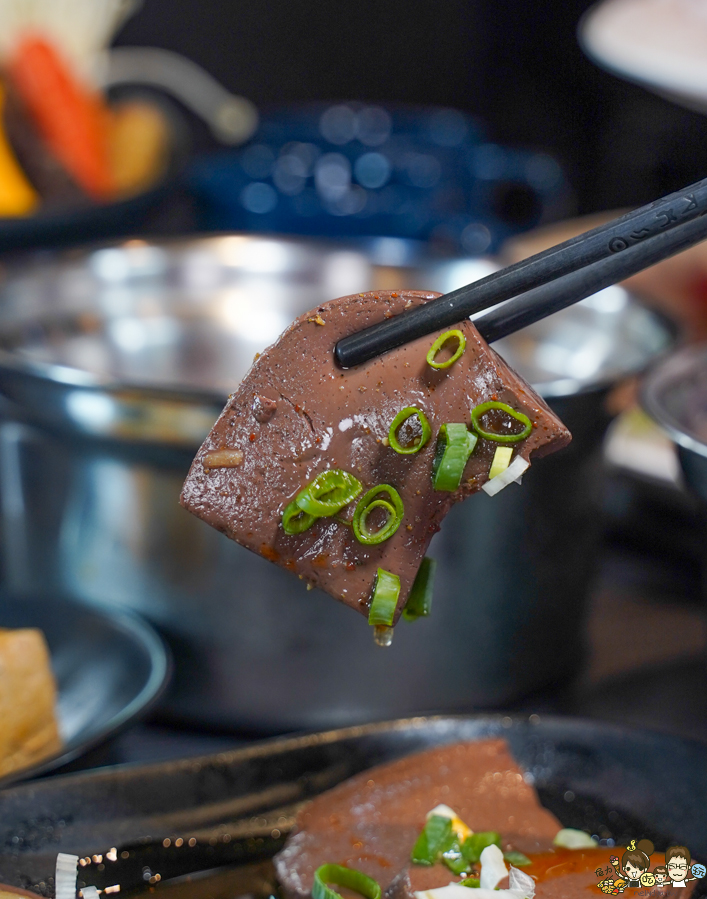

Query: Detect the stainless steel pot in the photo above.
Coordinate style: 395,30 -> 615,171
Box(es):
0,235 -> 672,731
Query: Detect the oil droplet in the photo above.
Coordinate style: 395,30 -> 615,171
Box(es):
373,625 -> 394,647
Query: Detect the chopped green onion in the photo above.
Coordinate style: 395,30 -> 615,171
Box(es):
411,815 -> 470,875
353,484 -> 404,545
553,828 -> 598,849
403,557 -> 436,621
461,832 -> 502,865
388,406 -> 432,454
282,499 -> 317,535
443,842 -> 468,875
368,568 -> 401,626
411,815 -> 455,865
427,329 -> 466,369
488,446 -> 513,480
295,469 -> 362,516
470,401 -> 533,444
503,850 -> 531,867
460,877 -> 480,888
312,865 -> 381,899
432,423 -> 478,491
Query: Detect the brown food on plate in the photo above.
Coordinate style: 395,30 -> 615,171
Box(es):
274,739 -> 560,899
0,627 -> 62,778
181,289 -> 570,626
274,739 -> 697,899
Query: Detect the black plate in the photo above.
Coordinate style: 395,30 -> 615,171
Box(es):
0,593 -> 170,786
0,179 -> 175,254
0,715 -> 706,896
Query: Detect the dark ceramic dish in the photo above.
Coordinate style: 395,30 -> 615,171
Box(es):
0,715 -> 705,897
0,593 -> 170,786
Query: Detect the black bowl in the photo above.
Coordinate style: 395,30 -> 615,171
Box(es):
0,715 -> 705,895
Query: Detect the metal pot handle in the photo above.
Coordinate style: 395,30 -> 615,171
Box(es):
103,46 -> 258,145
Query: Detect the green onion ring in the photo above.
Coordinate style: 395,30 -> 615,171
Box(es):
353,484 -> 404,545
312,865 -> 381,899
426,329 -> 466,369
470,400 -> 533,444
295,468 -> 363,516
368,568 -> 401,626
281,499 -> 317,535
388,406 -> 431,454
432,423 -> 478,491
403,557 -> 437,621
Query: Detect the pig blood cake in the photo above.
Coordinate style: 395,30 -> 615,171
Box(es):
181,290 -> 571,630
274,739 -> 699,899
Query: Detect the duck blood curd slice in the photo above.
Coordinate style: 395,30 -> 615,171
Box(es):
181,289 -> 571,623
275,739 -> 681,899
273,739 -> 562,899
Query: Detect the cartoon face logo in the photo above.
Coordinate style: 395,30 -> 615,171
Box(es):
616,837 -> 654,883
652,866 -> 668,885
666,846 -> 691,885
692,862 -> 706,879
640,872 -> 655,887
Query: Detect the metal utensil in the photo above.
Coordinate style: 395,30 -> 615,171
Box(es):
104,47 -> 258,145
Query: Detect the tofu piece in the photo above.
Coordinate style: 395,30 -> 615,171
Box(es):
181,290 -> 571,622
0,627 -> 62,778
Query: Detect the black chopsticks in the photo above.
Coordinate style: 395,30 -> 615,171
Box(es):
334,175 -> 707,367
475,209 -> 707,342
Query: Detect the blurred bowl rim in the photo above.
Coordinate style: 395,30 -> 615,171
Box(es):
641,342 -> 707,459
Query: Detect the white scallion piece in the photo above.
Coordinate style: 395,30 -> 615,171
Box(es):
553,827 -> 599,849
426,804 -> 457,820
415,877 -> 534,899
482,455 -> 529,496
82,888 -> 101,899
55,853 -> 79,899
508,865 -> 536,897
480,843 -> 508,890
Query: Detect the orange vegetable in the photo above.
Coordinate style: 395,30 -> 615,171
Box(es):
0,83 -> 38,216
7,35 -> 114,200
108,100 -> 170,196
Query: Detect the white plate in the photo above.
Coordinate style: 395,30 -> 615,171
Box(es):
581,0 -> 707,113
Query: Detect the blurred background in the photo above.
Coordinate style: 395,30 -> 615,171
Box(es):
113,0 -> 707,221
111,0 -> 707,213
2,0 -> 707,787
